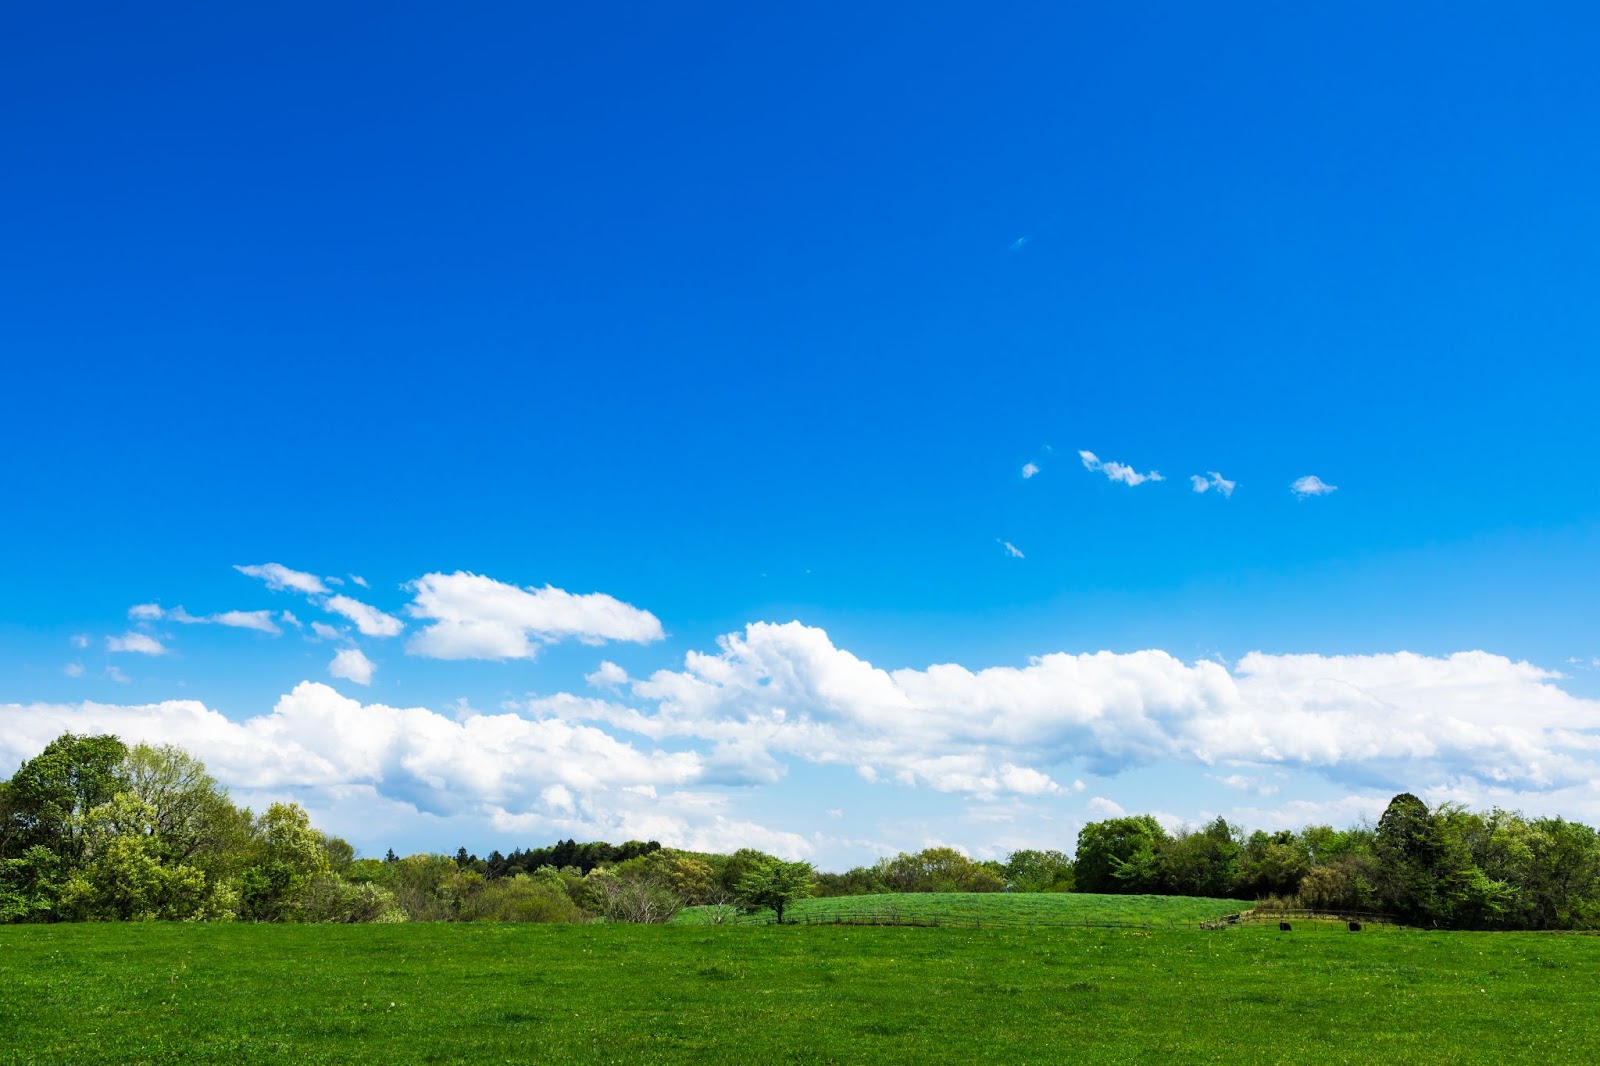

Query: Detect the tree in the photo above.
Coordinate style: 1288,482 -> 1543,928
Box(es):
3,733 -> 128,864
1002,850 -> 1075,893
56,792 -> 211,921
736,858 -> 814,923
876,847 -> 1004,893
238,803 -> 331,921
1157,817 -> 1241,897
1075,816 -> 1168,894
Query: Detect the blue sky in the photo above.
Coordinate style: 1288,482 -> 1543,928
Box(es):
3,3 -> 1598,866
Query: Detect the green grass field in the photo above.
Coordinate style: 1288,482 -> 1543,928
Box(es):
3,919 -> 1595,1064
675,891 -> 1253,926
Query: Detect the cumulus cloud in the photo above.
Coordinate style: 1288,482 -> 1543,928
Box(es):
329,648 -> 377,686
543,621 -> 1600,802
107,632 -> 166,655
1190,471 -> 1236,497
585,661 -> 630,691
235,563 -> 328,595
324,595 -> 404,638
350,575 -> 370,588
1000,541 -> 1025,559
1021,462 -> 1039,479
1291,475 -> 1338,498
0,682 -> 708,838
128,603 -> 163,620
405,572 -> 664,661
1079,450 -> 1163,486
1087,797 -> 1127,818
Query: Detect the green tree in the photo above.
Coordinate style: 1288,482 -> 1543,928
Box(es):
1001,849 -> 1074,893
1075,815 -> 1168,894
1157,817 -> 1241,897
238,803 -> 331,921
3,733 -> 128,865
56,792 -> 210,921
736,858 -> 814,923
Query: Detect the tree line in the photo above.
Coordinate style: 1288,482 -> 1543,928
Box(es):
5,733 -> 1598,929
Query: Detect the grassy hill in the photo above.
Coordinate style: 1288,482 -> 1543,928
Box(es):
674,890 -> 1253,926
1,921 -> 1593,1063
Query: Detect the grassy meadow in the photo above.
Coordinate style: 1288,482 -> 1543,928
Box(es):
3,916 -> 1596,1064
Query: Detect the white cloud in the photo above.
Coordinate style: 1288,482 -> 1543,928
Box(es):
1210,773 -> 1279,796
1001,541 -> 1025,559
329,647 -> 376,686
585,661 -> 630,691
71,634 -> 90,649
1021,462 -> 1039,479
544,621 -> 1600,802
1087,797 -> 1127,818
1009,236 -> 1029,252
0,682 -> 733,850
1079,449 -> 1163,486
63,663 -> 85,679
310,622 -> 343,642
128,603 -> 163,620
164,607 -> 282,635
325,595 -> 404,638
235,563 -> 328,595
103,666 -> 129,684
350,575 -> 370,589
280,611 -> 303,629
405,571 -> 664,661
1291,475 -> 1338,498
107,632 -> 166,656
1190,471 -> 1237,497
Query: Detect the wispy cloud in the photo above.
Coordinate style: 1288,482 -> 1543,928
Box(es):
1000,540 -> 1025,559
1021,462 -> 1039,479
1079,449 -> 1163,486
1291,474 -> 1338,498
235,563 -> 328,595
1009,236 -> 1029,252
324,595 -> 404,638
130,604 -> 282,635
63,662 -> 85,679
107,632 -> 165,655
1190,471 -> 1236,497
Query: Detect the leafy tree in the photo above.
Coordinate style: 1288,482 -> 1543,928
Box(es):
876,847 -> 1004,893
56,792 -> 211,921
1075,816 -> 1168,894
1001,849 -> 1074,893
1157,817 -> 1241,897
814,865 -> 889,897
238,803 -> 331,921
736,858 -> 814,923
3,733 -> 128,864
1236,830 -> 1310,898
